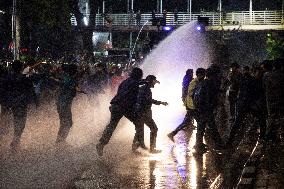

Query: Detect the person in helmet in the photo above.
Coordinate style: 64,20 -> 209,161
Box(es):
132,75 -> 168,153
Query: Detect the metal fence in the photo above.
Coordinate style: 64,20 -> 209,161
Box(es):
71,10 -> 283,27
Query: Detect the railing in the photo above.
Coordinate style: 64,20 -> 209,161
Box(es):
225,11 -> 283,25
71,10 -> 283,27
94,12 -> 222,26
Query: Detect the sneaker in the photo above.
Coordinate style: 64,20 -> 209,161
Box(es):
150,149 -> 162,154
167,133 -> 175,142
96,143 -> 104,157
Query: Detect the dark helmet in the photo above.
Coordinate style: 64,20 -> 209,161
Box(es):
12,60 -> 23,73
130,67 -> 143,80
146,75 -> 160,84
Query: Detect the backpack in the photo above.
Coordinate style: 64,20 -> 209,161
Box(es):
192,81 -> 204,110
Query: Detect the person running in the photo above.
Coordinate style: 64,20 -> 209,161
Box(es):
132,75 -> 168,153
56,64 -> 85,144
0,60 -> 36,151
96,67 -> 144,157
167,68 -> 205,142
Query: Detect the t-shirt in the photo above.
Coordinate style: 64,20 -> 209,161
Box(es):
57,74 -> 77,107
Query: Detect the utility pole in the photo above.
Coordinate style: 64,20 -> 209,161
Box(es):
129,0 -> 134,67
157,0 -> 159,12
12,0 -> 19,60
281,0 -> 284,24
188,0 -> 192,21
127,0 -> 129,12
102,1 -> 105,25
218,0 -> 222,24
249,0 -> 253,24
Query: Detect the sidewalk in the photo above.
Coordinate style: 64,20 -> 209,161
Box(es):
237,141 -> 284,189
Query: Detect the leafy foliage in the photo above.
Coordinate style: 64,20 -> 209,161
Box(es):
20,0 -> 73,57
266,33 -> 284,60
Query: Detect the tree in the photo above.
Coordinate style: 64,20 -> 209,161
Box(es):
19,0 -> 72,58
266,33 -> 284,60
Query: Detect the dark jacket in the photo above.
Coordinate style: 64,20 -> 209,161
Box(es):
111,77 -> 141,111
0,73 -> 35,108
264,70 -> 284,114
135,84 -> 162,114
57,73 -> 77,107
194,79 -> 218,114
237,73 -> 255,104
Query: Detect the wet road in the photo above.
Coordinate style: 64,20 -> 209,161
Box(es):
0,124 -> 223,189
0,94 -> 256,189
75,129 -> 224,189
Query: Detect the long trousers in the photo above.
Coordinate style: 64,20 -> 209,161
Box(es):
133,109 -> 158,150
57,102 -> 73,143
171,109 -> 195,136
266,102 -> 284,143
12,105 -> 28,140
195,111 -> 223,149
228,91 -> 237,119
227,101 -> 266,145
99,104 -> 142,145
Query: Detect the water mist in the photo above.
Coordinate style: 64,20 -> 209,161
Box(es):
141,21 -> 213,146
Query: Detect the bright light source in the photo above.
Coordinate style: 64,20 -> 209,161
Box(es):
196,24 -> 206,32
162,26 -> 173,31
0,10 -> 5,14
83,17 -> 88,26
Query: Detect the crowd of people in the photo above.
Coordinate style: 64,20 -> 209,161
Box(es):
169,59 -> 284,154
0,57 -> 283,157
97,58 -> 283,156
0,58 -> 128,152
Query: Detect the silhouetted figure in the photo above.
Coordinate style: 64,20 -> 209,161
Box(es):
264,59 -> 284,143
227,63 -> 241,121
182,69 -> 194,102
227,66 -> 266,147
56,64 -> 79,144
0,60 -> 35,151
174,8 -> 178,23
167,68 -> 203,142
136,10 -> 141,26
194,68 -> 223,153
132,75 -> 168,153
96,68 -> 144,156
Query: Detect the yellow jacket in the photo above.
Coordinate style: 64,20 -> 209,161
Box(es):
184,78 -> 199,109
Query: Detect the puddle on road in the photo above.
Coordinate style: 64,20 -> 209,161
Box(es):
76,129 -> 223,189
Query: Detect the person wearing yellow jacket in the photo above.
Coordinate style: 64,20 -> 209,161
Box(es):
167,68 -> 206,142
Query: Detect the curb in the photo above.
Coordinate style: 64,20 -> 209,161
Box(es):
236,142 -> 263,189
